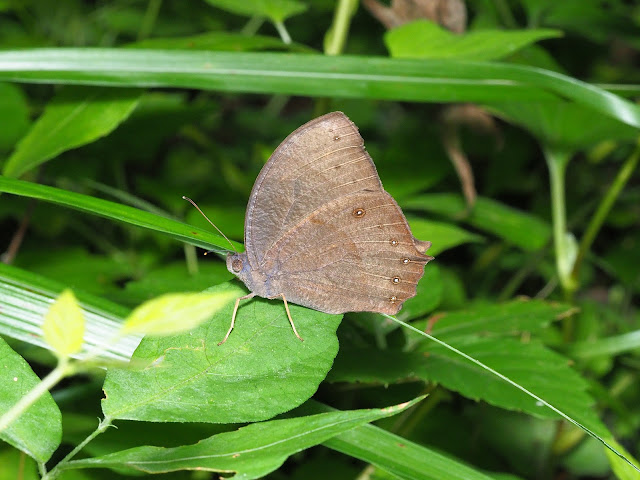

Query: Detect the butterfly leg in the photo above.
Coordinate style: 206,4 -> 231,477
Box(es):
268,293 -> 304,342
218,293 -> 256,346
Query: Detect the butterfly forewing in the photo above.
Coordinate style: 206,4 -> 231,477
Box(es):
245,112 -> 382,268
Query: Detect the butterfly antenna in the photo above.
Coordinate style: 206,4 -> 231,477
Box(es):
182,196 -> 238,254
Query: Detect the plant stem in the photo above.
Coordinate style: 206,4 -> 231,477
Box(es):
137,0 -> 161,41
242,16 -> 264,36
0,358 -> 72,433
544,146 -> 577,297
571,139 -> 640,284
43,417 -> 113,480
325,0 -> 356,56
273,20 -> 291,44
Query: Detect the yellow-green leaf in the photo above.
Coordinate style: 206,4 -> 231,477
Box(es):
121,290 -> 238,336
43,289 -> 85,358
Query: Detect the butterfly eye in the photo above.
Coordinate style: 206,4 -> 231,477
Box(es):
232,259 -> 243,272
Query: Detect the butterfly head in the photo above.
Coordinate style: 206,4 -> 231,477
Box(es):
226,252 -> 248,276
226,251 -> 267,296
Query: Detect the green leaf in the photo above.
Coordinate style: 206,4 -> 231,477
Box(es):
404,194 -> 551,251
331,300 -> 570,383
487,100 -> 640,151
605,438 -> 640,480
398,263 -> 443,321
0,337 -> 62,462
567,329 -> 640,359
419,337 -> 607,435
0,177 -> 242,253
204,0 -> 307,23
43,289 -> 85,357
407,217 -> 483,256
102,283 -> 342,423
423,299 -> 571,341
127,31 -> 312,52
327,347 -> 425,384
0,50 -> 638,128
306,402 -> 497,480
3,87 -> 140,178
386,21 -> 562,61
0,262 -> 138,363
0,82 -> 29,152
121,290 -> 237,336
68,399 -> 420,477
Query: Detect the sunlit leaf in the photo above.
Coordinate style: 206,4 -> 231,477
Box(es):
122,290 -> 238,336
43,289 -> 85,357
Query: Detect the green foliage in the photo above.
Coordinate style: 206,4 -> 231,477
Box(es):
385,20 -> 562,60
43,289 -> 85,357
0,338 -> 61,463
0,1 -> 638,479
72,400 -> 420,477
103,284 -> 342,423
3,87 -> 140,179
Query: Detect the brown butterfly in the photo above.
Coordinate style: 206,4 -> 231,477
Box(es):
221,111 -> 433,344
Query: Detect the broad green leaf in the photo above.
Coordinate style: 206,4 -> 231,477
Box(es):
204,0 -> 307,23
424,299 -> 572,342
398,263 -> 443,321
3,87 -> 140,178
68,399 -> 419,477
128,31 -> 312,52
488,100 -> 639,151
303,402 -> 497,480
0,50 -> 639,128
102,283 -> 342,423
0,82 -> 29,152
327,348 -> 425,384
0,337 -> 62,462
404,194 -> 551,251
43,289 -> 85,357
121,290 -> 237,336
407,217 -> 483,256
0,177 -> 242,253
0,262 -> 138,363
419,336 -> 607,435
330,300 -> 571,384
386,21 -> 562,61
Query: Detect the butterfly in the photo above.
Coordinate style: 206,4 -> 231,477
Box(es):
221,111 -> 432,344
